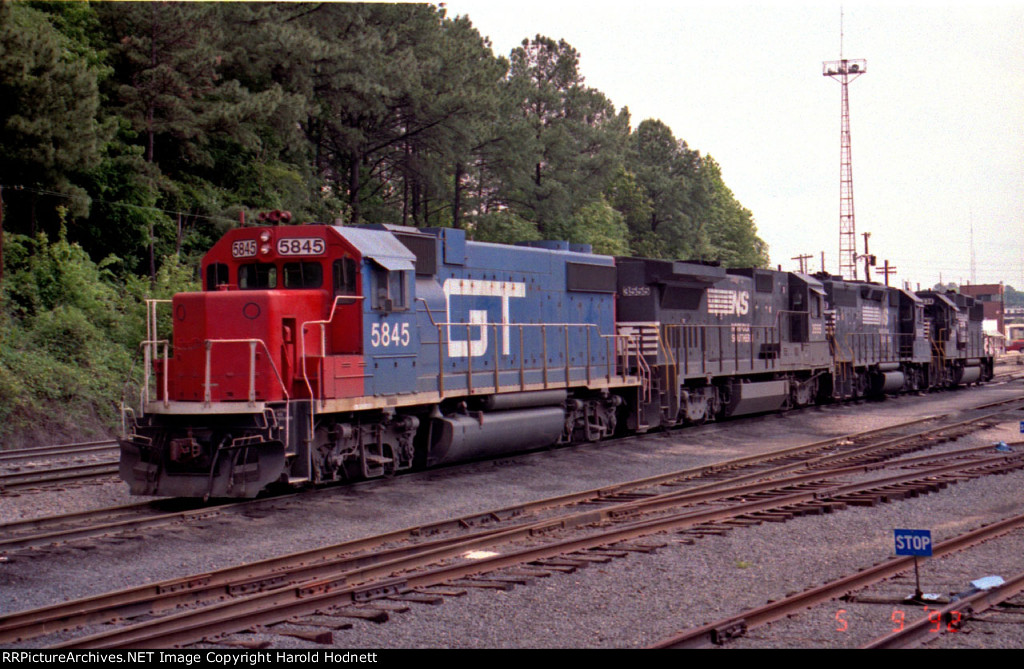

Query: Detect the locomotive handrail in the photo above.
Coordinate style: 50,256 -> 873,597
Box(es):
662,323 -> 782,377
415,297 -> 441,327
302,294 -> 366,410
146,299 -> 173,364
429,320 -> 644,398
832,331 -> 915,367
138,338 -> 170,409
201,338 -> 291,406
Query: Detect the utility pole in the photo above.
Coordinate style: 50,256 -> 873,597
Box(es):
861,232 -> 872,282
792,254 -> 813,273
879,260 -> 897,287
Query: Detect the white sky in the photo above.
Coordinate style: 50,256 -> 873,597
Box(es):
441,0 -> 1024,290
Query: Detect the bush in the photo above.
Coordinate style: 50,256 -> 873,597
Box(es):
0,231 -> 196,448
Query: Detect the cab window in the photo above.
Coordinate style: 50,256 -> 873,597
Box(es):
206,263 -> 229,291
283,262 -> 323,289
372,267 -> 408,311
333,257 -> 358,296
238,263 -> 277,289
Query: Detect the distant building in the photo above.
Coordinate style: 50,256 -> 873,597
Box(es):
960,283 -> 1004,334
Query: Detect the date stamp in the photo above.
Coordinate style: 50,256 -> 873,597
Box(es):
834,608 -> 962,633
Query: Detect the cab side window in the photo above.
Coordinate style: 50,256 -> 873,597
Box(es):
333,257 -> 358,296
206,263 -> 229,291
372,266 -> 408,311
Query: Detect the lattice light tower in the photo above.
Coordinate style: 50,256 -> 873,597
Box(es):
823,57 -> 866,279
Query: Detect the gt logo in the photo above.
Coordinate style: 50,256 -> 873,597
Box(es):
442,279 -> 526,358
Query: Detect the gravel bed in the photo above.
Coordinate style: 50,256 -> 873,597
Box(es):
1,382 -> 1023,648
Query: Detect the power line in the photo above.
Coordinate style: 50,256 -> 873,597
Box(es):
0,184 -> 240,226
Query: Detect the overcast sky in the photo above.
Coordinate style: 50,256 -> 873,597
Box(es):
441,0 -> 1024,290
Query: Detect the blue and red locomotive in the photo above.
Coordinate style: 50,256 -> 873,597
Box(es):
120,218 -> 993,498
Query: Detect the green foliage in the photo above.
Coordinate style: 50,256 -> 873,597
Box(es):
469,210 -> 540,245
0,2 -> 777,446
0,1 -> 107,221
0,230 -> 196,447
567,198 -> 631,256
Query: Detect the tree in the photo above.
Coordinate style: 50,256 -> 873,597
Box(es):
625,119 -> 701,258
504,36 -> 629,239
699,156 -> 769,267
0,1 -> 106,230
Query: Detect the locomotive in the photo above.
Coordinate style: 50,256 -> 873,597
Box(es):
119,218 -> 993,498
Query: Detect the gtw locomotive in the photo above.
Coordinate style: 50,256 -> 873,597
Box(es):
119,219 -> 992,498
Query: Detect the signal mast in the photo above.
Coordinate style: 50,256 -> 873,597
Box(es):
823,11 -> 866,280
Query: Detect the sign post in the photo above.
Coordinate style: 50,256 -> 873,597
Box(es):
894,529 -> 932,600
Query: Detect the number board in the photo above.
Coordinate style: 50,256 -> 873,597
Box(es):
893,528 -> 932,557
277,238 -> 326,256
231,239 -> 257,258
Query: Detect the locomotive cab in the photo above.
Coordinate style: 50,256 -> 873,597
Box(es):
122,224 -> 421,497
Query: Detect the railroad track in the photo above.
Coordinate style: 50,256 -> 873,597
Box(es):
0,439 -> 117,463
651,515 -> 1024,649
0,439 -> 119,494
4,406 -> 1023,648
0,462 -> 119,493
2,394 -> 1021,556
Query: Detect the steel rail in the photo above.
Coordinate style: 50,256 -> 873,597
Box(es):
3,397 -> 1019,642
4,403 -> 1019,639
0,462 -> 119,491
8,440 -> 1009,643
0,441 -> 117,462
650,513 -> 1024,648
861,569 -> 1024,648
52,452 -> 1024,649
5,398 -> 1007,553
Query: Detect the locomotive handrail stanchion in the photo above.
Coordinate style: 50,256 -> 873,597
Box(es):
519,325 -> 525,391
565,325 -> 571,387
162,341 -> 169,407
658,325 -> 676,394
701,325 -> 707,376
718,325 -> 724,374
542,324 -> 548,389
466,323 -> 473,395
204,340 -> 213,405
493,323 -> 500,393
249,341 -> 257,404
586,327 -> 592,387
137,339 -> 170,409
733,321 -> 739,375
438,323 -> 445,395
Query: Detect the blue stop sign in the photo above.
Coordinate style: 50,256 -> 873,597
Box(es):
894,529 -> 932,556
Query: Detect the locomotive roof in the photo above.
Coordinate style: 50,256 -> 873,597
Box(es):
332,225 -> 416,271
918,290 -> 959,310
791,272 -> 827,295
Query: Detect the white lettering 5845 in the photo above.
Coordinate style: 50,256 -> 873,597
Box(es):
371,322 -> 410,348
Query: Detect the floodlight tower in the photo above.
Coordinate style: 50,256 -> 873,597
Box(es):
823,20 -> 866,280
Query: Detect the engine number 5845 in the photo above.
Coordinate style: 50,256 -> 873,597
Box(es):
371,322 -> 410,348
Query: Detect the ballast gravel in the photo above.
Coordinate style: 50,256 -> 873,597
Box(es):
2,382 -> 1024,649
